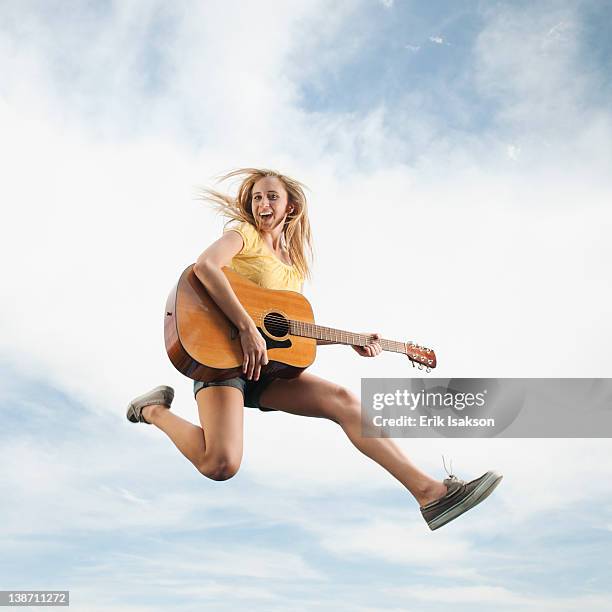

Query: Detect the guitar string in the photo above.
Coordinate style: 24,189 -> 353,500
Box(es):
183,295 -> 431,357
219,310 -> 404,350
192,307 -> 429,356
181,304 -> 432,363
257,314 -> 426,354
189,303 -> 380,345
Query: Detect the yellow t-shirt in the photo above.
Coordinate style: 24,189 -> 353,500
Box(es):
225,222 -> 304,292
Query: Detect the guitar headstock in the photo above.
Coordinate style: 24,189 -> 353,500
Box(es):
406,342 -> 437,371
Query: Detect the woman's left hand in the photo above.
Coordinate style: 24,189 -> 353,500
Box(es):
352,333 -> 382,357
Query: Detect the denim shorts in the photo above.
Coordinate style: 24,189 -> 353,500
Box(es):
193,375 -> 276,412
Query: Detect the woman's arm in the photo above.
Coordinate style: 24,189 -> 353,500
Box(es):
194,231 -> 253,331
193,232 -> 268,380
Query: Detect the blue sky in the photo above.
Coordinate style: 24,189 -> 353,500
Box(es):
1,1 -> 612,610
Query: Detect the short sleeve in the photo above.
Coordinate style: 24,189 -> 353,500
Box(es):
224,222 -> 257,255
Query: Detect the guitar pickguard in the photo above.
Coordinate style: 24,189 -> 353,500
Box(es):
258,327 -> 292,350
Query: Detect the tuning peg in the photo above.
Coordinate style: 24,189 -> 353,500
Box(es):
426,367 -> 431,373
418,363 -> 423,370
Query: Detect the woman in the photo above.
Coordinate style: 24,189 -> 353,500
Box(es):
126,168 -> 502,530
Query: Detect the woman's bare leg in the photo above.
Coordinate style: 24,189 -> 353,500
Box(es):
141,386 -> 244,481
259,372 -> 447,506
141,404 -> 206,467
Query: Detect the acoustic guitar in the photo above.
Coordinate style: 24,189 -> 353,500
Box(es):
164,265 -> 437,382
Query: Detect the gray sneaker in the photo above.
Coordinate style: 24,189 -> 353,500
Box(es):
126,385 -> 174,424
420,470 -> 503,531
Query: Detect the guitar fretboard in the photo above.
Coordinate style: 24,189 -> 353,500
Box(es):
289,320 -> 408,354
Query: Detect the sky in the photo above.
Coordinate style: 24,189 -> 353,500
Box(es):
1,0 -> 611,610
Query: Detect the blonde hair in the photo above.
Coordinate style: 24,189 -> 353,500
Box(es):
198,168 -> 313,280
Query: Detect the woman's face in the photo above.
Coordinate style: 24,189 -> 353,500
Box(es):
251,176 -> 293,231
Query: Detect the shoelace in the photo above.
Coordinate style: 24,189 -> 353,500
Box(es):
442,454 -> 457,481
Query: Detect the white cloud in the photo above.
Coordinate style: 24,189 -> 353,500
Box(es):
116,487 -> 150,506
390,585 -> 612,611
392,584 -> 525,605
474,4 -> 586,136
506,143 -> 520,160
317,518 -> 475,570
429,35 -> 445,44
544,20 -> 574,46
65,550 -> 319,611
77,545 -> 324,582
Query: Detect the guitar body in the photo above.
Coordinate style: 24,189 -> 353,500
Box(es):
165,265 -> 316,382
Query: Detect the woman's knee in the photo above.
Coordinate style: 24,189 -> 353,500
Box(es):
198,455 -> 241,481
329,385 -> 361,426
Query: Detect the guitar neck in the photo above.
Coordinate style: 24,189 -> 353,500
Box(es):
289,320 -> 407,354
288,319 -> 437,370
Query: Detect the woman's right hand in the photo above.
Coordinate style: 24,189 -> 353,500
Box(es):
239,323 -> 269,381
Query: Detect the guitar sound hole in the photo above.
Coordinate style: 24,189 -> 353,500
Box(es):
263,312 -> 289,338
